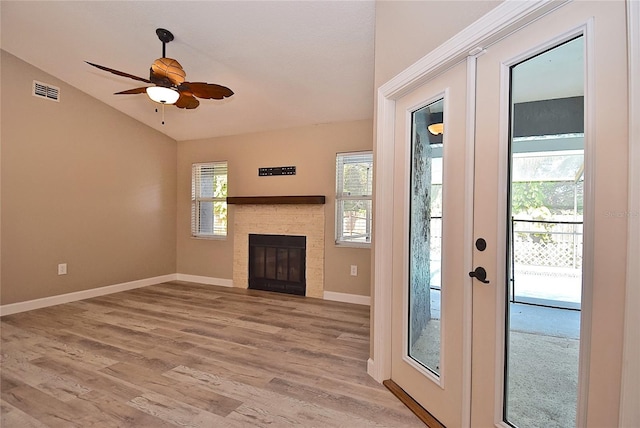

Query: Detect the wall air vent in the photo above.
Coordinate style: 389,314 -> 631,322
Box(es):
33,80 -> 60,102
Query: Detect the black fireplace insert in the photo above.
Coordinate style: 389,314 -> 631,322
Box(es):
248,234 -> 306,296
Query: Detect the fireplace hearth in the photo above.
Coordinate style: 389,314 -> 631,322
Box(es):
248,234 -> 306,296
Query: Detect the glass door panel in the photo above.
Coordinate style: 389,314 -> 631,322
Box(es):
409,98 -> 444,375
505,36 -> 584,428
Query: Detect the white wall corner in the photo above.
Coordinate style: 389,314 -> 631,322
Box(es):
0,274 -> 178,316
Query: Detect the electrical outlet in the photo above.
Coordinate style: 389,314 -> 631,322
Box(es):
350,265 -> 358,276
57,263 -> 67,275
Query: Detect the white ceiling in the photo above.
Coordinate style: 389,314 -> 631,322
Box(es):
1,1 -> 375,141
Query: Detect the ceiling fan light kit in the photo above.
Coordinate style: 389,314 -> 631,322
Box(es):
146,86 -> 180,104
86,28 -> 234,123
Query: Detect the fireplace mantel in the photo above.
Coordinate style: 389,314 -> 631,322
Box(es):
227,196 -> 325,205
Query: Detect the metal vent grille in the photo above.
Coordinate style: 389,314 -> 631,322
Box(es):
33,80 -> 60,102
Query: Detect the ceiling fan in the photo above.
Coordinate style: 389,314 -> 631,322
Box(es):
86,28 -> 233,110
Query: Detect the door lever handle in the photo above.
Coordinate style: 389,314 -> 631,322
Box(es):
469,266 -> 490,284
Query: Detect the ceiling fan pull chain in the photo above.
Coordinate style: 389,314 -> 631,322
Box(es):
161,103 -> 166,125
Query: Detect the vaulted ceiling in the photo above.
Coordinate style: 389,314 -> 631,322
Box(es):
1,1 -> 375,141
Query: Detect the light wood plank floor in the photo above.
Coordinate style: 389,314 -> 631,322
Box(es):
1,281 -> 424,427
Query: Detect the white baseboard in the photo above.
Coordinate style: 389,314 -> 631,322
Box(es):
367,358 -> 384,383
175,274 -> 233,288
0,274 -> 178,316
323,291 -> 371,306
0,274 -> 363,316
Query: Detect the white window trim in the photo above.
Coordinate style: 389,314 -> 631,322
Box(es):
335,151 -> 373,247
191,161 -> 228,239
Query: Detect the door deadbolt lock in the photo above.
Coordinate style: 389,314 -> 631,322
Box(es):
469,266 -> 490,284
475,238 -> 487,251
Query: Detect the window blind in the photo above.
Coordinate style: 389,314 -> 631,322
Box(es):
191,161 -> 228,237
335,151 -> 373,245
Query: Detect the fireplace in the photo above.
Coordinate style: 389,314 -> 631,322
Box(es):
232,203 -> 324,298
248,234 -> 306,296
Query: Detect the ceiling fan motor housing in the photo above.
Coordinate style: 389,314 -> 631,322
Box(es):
151,58 -> 186,85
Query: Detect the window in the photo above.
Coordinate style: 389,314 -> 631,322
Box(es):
191,161 -> 228,238
335,151 -> 373,246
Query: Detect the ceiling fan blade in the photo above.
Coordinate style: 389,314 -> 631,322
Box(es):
86,61 -> 152,84
175,93 -> 200,109
114,87 -> 149,95
181,82 -> 234,100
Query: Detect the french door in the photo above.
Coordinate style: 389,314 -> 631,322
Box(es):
387,1 -> 629,427
391,57 -> 470,427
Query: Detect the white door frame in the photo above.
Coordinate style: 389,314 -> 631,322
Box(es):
621,1 -> 640,425
369,0 -> 639,424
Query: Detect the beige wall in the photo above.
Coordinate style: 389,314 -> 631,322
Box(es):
1,51 -> 177,305
1,51 -> 372,304
177,120 -> 372,296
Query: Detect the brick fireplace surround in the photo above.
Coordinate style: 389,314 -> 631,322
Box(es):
232,204 -> 325,298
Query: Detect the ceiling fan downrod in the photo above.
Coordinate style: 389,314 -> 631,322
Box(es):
156,28 -> 174,58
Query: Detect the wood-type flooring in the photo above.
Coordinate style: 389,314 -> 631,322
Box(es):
1,281 -> 424,427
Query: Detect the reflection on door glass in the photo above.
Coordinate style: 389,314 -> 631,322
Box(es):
408,98 -> 443,376
505,36 -> 583,428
